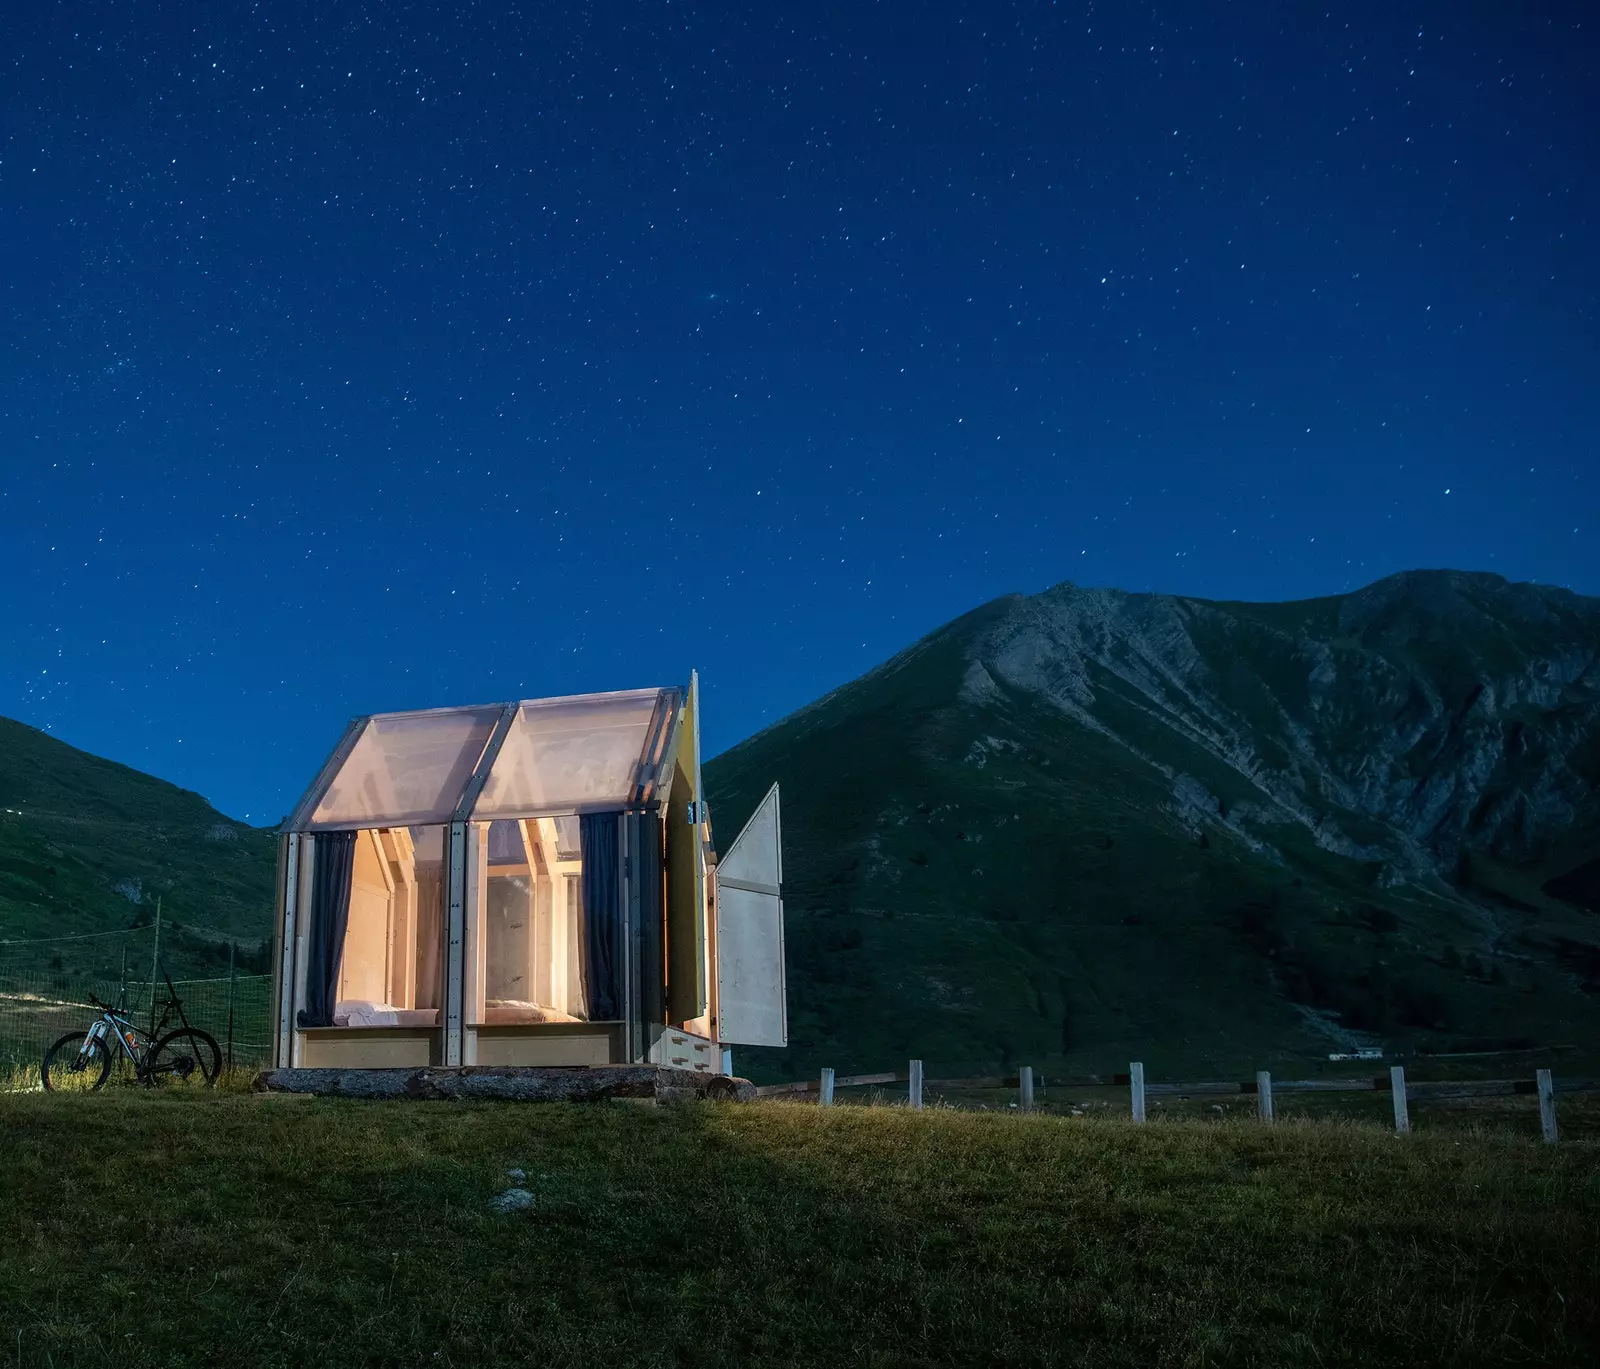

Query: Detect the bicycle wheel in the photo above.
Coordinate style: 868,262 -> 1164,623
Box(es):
147,1028 -> 222,1087
42,1032 -> 112,1093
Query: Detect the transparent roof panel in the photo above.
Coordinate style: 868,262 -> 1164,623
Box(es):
306,706 -> 501,829
473,689 -> 668,819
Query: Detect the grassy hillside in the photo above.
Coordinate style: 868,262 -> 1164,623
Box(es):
2,1091 -> 1597,1367
705,574 -> 1600,1082
0,717 -> 278,980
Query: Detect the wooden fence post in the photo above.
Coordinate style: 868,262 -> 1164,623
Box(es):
1256,1070 -> 1274,1123
1537,1069 -> 1557,1144
819,1067 -> 835,1107
1130,1062 -> 1146,1123
1019,1065 -> 1035,1113
909,1059 -> 924,1110
1390,1065 -> 1410,1135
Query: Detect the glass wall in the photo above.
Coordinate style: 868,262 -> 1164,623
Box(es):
468,817 -> 588,1025
288,689 -> 687,1047
329,825 -> 444,1027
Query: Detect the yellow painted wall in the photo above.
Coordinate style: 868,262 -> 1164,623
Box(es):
665,686 -> 705,1023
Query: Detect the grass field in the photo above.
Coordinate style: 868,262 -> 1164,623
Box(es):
2,1091 -> 1597,1367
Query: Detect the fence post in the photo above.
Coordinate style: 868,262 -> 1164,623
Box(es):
118,943 -> 128,1014
1130,1061 -> 1146,1123
1390,1065 -> 1410,1135
147,898 -> 162,1034
819,1067 -> 835,1106
1256,1070 -> 1274,1123
1537,1069 -> 1557,1144
226,942 -> 237,1071
909,1059 -> 924,1111
1019,1065 -> 1035,1113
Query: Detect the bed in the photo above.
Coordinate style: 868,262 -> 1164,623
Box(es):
482,999 -> 588,1026
333,1000 -> 440,1028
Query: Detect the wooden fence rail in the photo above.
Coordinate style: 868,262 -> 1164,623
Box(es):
754,1059 -> 1599,1144
755,1070 -> 1049,1096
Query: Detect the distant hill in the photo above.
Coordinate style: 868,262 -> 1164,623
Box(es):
0,718 -> 278,980
706,571 -> 1600,1079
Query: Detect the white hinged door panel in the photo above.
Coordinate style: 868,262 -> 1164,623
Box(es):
714,783 -> 786,1047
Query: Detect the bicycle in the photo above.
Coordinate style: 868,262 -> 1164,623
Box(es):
41,970 -> 222,1092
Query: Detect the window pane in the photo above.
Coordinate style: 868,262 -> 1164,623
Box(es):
308,707 -> 501,828
470,818 -> 588,1024
472,690 -> 665,818
329,825 -> 444,1028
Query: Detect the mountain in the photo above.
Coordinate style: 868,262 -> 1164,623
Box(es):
705,570 -> 1600,1080
5,569 -> 1598,1077
0,718 -> 278,980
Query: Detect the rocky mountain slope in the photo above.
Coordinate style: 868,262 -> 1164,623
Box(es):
706,571 -> 1600,1079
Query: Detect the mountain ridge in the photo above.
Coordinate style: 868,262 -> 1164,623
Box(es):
2,568 -> 1596,1076
705,569 -> 1600,1077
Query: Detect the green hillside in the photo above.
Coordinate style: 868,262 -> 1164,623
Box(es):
706,571 -> 1600,1081
0,718 -> 278,980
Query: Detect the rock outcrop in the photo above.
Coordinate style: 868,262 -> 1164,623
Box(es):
970,571 -> 1600,885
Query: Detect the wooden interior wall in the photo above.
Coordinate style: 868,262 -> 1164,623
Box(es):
563,873 -> 583,1014
340,829 -> 392,1005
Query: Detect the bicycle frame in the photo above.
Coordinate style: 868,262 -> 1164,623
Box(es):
79,1009 -> 152,1071
69,967 -> 196,1081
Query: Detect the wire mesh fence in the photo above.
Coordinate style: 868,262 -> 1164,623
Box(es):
0,969 -> 274,1073
0,921 -> 273,1075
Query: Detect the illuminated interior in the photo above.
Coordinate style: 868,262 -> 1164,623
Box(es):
331,825 -> 444,1027
288,689 -> 675,1041
274,679 -> 787,1072
471,816 -> 587,1025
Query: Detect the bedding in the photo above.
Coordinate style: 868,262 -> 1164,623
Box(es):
329,998 -> 583,1027
333,1000 -> 440,1028
482,999 -> 587,1025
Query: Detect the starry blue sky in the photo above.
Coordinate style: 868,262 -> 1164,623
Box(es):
2,1 -> 1596,822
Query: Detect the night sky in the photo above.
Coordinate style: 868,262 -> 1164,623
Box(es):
2,2 -> 1596,823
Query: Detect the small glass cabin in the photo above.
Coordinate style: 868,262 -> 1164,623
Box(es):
271,676 -> 785,1073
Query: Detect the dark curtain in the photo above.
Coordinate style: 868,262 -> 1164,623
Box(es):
579,812 -> 622,1020
297,829 -> 357,1028
637,815 -> 665,1027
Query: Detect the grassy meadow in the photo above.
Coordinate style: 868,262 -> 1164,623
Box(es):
2,1089 -> 1597,1367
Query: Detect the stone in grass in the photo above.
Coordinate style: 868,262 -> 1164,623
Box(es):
491,1188 -> 534,1215
506,1167 -> 526,1182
